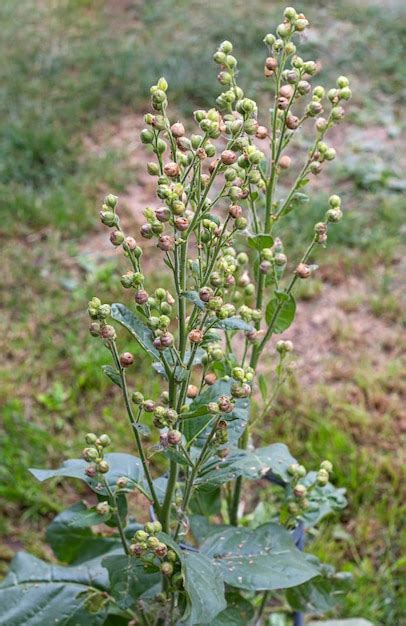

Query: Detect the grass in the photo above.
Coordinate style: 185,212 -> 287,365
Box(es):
0,0 -> 405,623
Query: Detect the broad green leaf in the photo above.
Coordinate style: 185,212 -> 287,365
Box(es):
201,523 -> 320,591
111,303 -> 160,359
300,472 -> 347,528
212,316 -> 253,331
0,552 -> 109,626
190,515 -> 229,544
203,593 -> 254,625
189,485 -> 221,518
248,234 -> 274,251
182,379 -> 232,442
101,365 -> 123,389
182,379 -> 250,445
46,504 -> 118,564
286,568 -> 351,614
196,444 -> 297,485
265,294 -> 296,332
102,555 -> 160,610
184,291 -> 205,310
181,551 -> 226,625
30,452 -> 145,496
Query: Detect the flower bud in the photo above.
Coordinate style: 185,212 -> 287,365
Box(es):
155,543 -> 168,558
163,162 -> 180,178
218,396 -> 234,413
124,237 -> 137,251
324,148 -> 336,161
147,162 -> 160,176
140,223 -> 153,239
89,322 -> 101,337
256,125 -> 268,140
110,230 -> 124,247
97,460 -> 109,474
340,87 -> 352,101
331,106 -> 345,121
286,115 -> 299,130
336,75 -> 349,88
315,117 -> 328,132
293,484 -> 307,498
129,543 -> 144,557
235,216 -> 248,230
99,434 -> 111,447
321,460 -> 333,472
317,468 -> 329,485
199,286 -> 213,302
100,325 -> 116,340
160,332 -> 174,348
85,432 -> 98,445
228,204 -> 243,219
326,208 -> 343,223
140,129 -> 154,144
295,17 -> 309,31
204,372 -> 217,386
279,155 -> 291,169
96,501 -> 110,516
221,150 -> 237,165
307,101 -> 323,117
274,252 -> 287,266
167,430 -> 182,445
161,562 -> 173,576
155,207 -> 171,222
263,34 -> 276,46
171,122 -> 185,138
189,329 -> 204,344
135,290 -> 149,305
187,385 -> 199,399
83,447 -> 98,462
295,263 -> 311,278
116,476 -> 128,489
157,235 -> 175,251
276,340 -> 294,353
310,161 -> 322,175
100,211 -> 117,227
147,536 -> 160,549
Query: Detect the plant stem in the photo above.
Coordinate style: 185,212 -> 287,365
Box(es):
103,479 -> 129,555
110,340 -> 161,515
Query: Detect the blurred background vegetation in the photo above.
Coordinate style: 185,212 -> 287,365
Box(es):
0,0 -> 405,623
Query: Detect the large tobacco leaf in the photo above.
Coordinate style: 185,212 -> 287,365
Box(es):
0,552 -> 109,626
30,452 -> 145,496
46,502 -> 119,564
201,523 -> 320,591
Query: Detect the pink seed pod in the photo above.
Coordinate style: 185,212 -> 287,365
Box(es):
295,263 -> 311,279
265,56 -> 278,70
174,217 -> 189,231
204,372 -> 217,386
170,122 -> 185,138
167,430 -> 182,445
100,325 -> 116,340
188,329 -> 204,344
256,125 -> 268,139
163,161 -> 180,177
155,207 -> 171,222
228,204 -> 243,219
135,290 -> 149,305
279,155 -> 291,169
187,384 -> 199,398
124,236 -> 137,251
221,150 -> 237,165
120,352 -> 134,367
157,235 -> 175,252
286,115 -> 299,129
280,84 -> 294,99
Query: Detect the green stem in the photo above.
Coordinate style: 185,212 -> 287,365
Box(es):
103,479 -> 129,555
110,340 -> 161,515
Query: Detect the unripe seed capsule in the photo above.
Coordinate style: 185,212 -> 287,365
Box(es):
279,155 -> 291,169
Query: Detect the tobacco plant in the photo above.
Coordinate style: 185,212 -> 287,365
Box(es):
1,7 -> 352,626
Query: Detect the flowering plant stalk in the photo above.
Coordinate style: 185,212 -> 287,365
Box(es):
1,7 -> 352,626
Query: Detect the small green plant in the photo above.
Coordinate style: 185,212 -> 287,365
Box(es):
1,7 -> 353,625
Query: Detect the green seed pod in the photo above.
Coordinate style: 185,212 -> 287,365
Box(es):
98,304 -> 111,319
82,447 -> 98,462
339,86 -> 352,101
336,75 -> 349,88
97,460 -> 110,474
98,434 -> 111,447
85,432 -> 98,445
329,194 -> 341,208
140,129 -> 154,144
132,391 -> 144,405
321,460 -> 333,472
263,33 -> 276,47
100,211 -> 117,227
